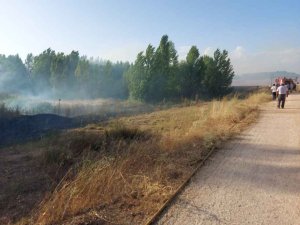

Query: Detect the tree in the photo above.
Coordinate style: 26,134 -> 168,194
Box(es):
127,35 -> 234,102
125,52 -> 148,100
65,50 -> 79,85
153,35 -> 179,100
202,49 -> 234,97
31,48 -> 56,89
126,35 -> 180,102
25,53 -> 34,75
50,52 -> 66,90
75,56 -> 90,84
0,37 -> 235,101
180,46 -> 204,98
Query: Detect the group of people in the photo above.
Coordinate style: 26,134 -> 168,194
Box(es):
271,83 -> 289,109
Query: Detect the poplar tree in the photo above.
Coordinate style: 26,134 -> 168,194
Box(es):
203,49 -> 234,97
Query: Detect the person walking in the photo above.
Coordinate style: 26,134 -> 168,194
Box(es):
276,83 -> 289,109
271,84 -> 277,100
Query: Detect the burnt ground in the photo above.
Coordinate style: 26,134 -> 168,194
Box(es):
0,114 -> 78,224
0,114 -> 76,147
0,112 -> 128,147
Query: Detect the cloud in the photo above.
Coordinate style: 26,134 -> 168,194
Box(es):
203,47 -> 214,56
232,46 -> 246,59
178,46 -> 216,61
229,47 -> 300,74
177,45 -> 191,61
99,43 -> 146,63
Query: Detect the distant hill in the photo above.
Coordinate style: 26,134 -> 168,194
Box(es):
232,71 -> 300,86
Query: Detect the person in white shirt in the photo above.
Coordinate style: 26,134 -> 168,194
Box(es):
270,84 -> 277,100
276,83 -> 289,109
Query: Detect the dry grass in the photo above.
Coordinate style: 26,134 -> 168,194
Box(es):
15,92 -> 270,225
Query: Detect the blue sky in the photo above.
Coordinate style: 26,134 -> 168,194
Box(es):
0,0 -> 299,74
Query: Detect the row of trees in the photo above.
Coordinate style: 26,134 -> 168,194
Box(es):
25,49 -> 129,98
125,35 -> 234,101
0,35 -> 234,101
0,50 -> 130,99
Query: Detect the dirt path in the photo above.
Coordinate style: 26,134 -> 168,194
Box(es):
156,94 -> 300,225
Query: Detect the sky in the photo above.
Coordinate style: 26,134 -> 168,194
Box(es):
0,0 -> 299,74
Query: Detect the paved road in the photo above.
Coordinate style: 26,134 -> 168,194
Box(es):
156,94 -> 300,225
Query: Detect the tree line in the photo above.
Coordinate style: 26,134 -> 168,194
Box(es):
0,35 -> 234,101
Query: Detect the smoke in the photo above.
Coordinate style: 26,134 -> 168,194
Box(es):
0,93 -> 152,119
0,66 -> 27,95
0,54 -> 35,101
0,51 -> 132,118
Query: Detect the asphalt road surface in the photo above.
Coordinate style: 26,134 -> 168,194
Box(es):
156,94 -> 300,225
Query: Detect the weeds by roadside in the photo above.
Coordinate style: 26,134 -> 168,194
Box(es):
13,92 -> 270,225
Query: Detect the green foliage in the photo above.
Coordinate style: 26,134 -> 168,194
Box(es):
31,48 -> 55,88
75,56 -> 90,84
125,52 -> 147,100
25,49 -> 129,99
126,35 -> 180,102
178,46 -> 205,98
202,49 -> 235,97
126,36 -> 235,102
1,35 -> 234,101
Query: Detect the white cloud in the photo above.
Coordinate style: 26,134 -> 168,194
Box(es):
229,47 -> 300,74
232,46 -> 246,59
177,45 -> 191,61
99,43 -> 146,63
203,47 -> 214,56
178,46 -> 217,61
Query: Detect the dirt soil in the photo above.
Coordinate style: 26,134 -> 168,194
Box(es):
156,94 -> 300,225
0,144 -> 52,224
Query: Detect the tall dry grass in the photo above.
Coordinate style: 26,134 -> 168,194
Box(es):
17,92 -> 270,225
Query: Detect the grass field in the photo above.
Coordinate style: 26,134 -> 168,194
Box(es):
1,91 -> 270,225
